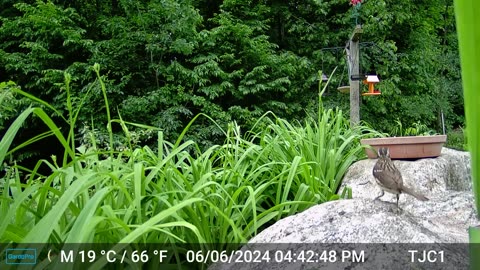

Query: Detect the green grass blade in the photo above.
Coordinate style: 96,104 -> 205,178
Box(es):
454,0 -> 480,220
22,173 -> 98,243
65,187 -> 113,243
0,107 -> 36,167
0,184 -> 41,241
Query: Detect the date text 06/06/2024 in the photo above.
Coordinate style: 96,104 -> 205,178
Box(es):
186,249 -> 365,264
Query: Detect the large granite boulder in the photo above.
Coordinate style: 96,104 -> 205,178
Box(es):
210,148 -> 475,270
249,148 -> 475,244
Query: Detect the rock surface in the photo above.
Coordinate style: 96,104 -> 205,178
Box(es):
338,147 -> 475,244
247,148 -> 476,244
209,148 -> 475,270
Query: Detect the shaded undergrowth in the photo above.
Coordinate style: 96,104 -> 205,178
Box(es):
0,66 -> 379,267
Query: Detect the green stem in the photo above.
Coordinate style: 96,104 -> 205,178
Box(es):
470,226 -> 480,267
93,63 -> 114,164
454,0 -> 480,218
454,2 -> 480,268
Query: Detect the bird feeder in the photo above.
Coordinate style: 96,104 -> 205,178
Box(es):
337,86 -> 350,93
362,75 -> 381,96
321,73 -> 329,82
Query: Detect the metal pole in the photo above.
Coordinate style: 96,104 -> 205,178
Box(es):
441,110 -> 446,135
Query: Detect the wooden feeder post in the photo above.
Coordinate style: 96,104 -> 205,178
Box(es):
346,25 -> 363,127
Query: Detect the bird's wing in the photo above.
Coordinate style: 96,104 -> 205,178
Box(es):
389,161 -> 403,187
373,161 -> 403,191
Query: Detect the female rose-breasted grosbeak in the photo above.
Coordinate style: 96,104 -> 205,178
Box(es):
373,147 -> 428,207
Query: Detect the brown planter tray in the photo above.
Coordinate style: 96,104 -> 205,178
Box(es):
337,86 -> 350,93
360,135 -> 447,159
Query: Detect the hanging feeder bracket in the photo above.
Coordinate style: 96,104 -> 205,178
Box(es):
350,74 -> 366,81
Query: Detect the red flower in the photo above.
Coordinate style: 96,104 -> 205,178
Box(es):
350,0 -> 362,5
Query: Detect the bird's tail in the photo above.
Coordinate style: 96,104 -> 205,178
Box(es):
402,186 -> 429,201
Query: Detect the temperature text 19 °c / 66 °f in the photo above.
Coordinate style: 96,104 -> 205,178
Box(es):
58,249 -> 169,263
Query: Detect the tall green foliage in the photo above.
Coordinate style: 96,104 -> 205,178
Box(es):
351,0 -> 461,132
0,68 -> 377,259
454,2 -> 480,268
88,0 -> 203,140
0,0 -> 464,167
0,0 -> 91,163
0,0 -> 90,99
454,0 -> 479,218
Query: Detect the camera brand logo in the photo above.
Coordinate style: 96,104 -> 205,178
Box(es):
5,249 -> 37,265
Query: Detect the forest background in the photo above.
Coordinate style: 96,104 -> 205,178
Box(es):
0,0 -> 464,169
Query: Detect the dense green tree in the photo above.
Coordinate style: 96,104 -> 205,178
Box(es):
357,0 -> 462,132
0,0 -> 464,169
0,0 -> 91,165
